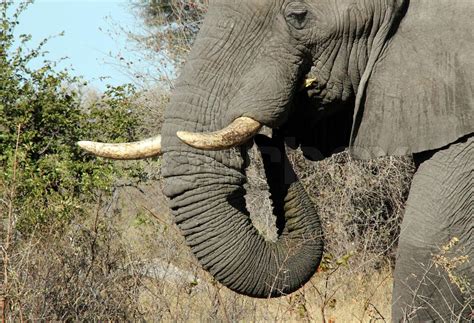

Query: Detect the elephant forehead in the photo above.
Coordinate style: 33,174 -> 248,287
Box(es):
205,0 -> 284,34
211,0 -> 283,13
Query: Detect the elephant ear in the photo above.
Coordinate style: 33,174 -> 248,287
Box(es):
351,0 -> 474,159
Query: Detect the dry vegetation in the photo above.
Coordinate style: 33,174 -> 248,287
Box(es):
3,139 -> 415,321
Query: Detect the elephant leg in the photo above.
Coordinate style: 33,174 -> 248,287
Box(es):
392,135 -> 473,322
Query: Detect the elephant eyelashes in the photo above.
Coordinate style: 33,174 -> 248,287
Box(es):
285,8 -> 308,30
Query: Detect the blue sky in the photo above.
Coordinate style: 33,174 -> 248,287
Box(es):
16,0 -> 140,91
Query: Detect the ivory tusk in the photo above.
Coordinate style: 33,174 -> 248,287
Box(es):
177,117 -> 262,151
77,135 -> 162,160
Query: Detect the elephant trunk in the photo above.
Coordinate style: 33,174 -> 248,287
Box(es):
162,85 -> 323,298
163,141 -> 323,297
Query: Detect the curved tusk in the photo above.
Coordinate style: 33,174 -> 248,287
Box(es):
177,117 -> 262,151
77,135 -> 162,160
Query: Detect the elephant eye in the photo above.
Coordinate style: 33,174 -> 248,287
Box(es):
285,6 -> 308,30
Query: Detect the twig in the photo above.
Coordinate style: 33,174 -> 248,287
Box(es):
85,192 -> 103,279
1,124 -> 21,323
215,286 -> 231,323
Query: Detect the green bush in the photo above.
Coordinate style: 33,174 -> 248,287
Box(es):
0,2 -> 141,233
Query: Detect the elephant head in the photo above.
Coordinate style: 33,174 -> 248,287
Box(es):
79,0 -> 474,298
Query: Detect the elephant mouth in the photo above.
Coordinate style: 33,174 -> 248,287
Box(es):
176,76 -> 320,152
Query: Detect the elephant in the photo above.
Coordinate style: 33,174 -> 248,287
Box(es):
79,0 -> 473,321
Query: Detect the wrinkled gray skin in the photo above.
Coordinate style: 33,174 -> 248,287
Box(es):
161,0 -> 473,321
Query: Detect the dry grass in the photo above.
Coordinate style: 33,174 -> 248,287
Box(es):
2,140 -> 415,321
